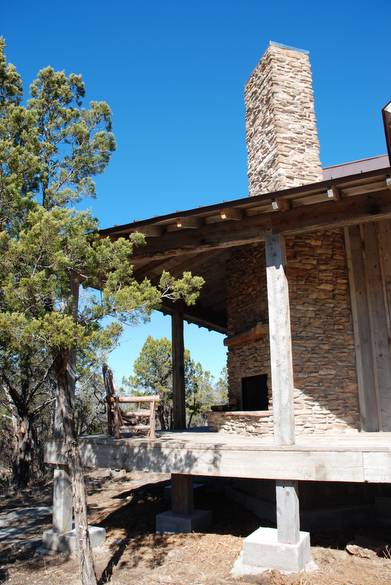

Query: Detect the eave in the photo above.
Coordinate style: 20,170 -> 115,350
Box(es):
101,166 -> 391,333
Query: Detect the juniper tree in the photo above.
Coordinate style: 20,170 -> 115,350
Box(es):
128,336 -> 216,429
0,39 -> 203,585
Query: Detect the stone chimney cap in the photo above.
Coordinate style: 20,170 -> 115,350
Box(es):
268,41 -> 310,55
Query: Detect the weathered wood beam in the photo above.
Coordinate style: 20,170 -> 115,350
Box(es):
219,208 -> 243,220
224,322 -> 267,348
175,217 -> 202,229
378,220 -> 391,340
47,435 -> 391,483
327,186 -> 340,200
272,189 -> 391,235
265,234 -> 295,446
133,189 -> 391,261
138,225 -> 164,237
172,311 -> 186,430
52,468 -> 73,533
133,215 -> 272,260
276,480 -> 300,544
272,198 -> 291,211
162,302 -> 227,334
363,223 -> 391,431
344,226 -> 379,431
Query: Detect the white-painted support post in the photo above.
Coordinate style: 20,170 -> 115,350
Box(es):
265,234 -> 295,446
172,311 -> 186,430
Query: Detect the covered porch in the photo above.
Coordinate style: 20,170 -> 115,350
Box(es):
47,165 -> 391,572
101,164 -> 391,436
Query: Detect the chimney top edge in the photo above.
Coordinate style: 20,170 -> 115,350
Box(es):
268,41 -> 310,55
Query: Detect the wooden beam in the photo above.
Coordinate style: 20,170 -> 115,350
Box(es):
272,198 -> 291,211
138,225 -> 164,237
272,189 -> 391,235
344,226 -> 379,431
172,311 -> 186,430
162,301 -> 227,334
133,190 -> 391,262
327,186 -> 340,200
224,322 -> 268,348
176,217 -> 202,229
52,468 -> 73,533
265,234 -> 295,446
133,216 -> 272,260
219,208 -> 243,220
377,220 -> 391,340
276,480 -> 300,544
47,433 -> 391,483
100,169 -> 391,240
363,223 -> 391,431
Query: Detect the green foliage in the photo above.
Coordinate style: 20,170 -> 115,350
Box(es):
0,37 -> 204,486
28,66 -> 116,208
125,336 -> 225,429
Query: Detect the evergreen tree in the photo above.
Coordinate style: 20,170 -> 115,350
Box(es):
127,335 -> 219,429
0,38 -> 203,585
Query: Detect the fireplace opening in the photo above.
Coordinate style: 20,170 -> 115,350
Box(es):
241,374 -> 269,411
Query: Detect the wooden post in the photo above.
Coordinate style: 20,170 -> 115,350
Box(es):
344,226 -> 379,431
149,398 -> 156,440
265,235 -> 300,545
52,467 -> 73,533
171,474 -> 194,515
363,223 -> 391,431
276,480 -> 300,544
172,311 -> 186,430
265,234 -> 295,445
52,276 -> 79,535
52,370 -> 73,534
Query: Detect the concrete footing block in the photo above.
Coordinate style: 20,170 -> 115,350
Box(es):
232,527 -> 316,575
156,509 -> 212,533
42,525 -> 106,555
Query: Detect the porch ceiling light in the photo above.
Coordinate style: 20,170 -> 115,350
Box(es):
219,208 -> 243,220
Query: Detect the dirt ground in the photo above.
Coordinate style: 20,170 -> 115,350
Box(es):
1,471 -> 391,585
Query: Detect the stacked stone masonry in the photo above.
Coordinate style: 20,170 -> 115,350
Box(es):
208,229 -> 361,436
245,43 -> 323,197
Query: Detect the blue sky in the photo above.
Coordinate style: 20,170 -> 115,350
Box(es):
3,0 -> 390,383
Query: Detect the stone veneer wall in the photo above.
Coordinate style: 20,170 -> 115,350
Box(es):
210,228 -> 361,436
245,42 -> 323,197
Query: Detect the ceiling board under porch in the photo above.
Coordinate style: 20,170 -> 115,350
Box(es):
132,247 -> 232,333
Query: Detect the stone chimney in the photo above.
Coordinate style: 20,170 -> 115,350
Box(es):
245,42 -> 322,196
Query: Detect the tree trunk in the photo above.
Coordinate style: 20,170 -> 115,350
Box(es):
157,404 -> 166,431
54,352 -> 97,585
12,414 -> 34,489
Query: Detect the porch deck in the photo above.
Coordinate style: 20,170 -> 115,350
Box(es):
46,430 -> 391,484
